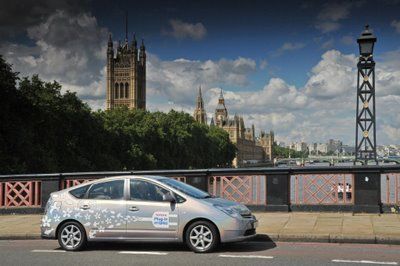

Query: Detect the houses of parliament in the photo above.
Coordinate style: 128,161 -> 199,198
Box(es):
106,28 -> 146,110
193,87 -> 274,167
105,28 -> 273,167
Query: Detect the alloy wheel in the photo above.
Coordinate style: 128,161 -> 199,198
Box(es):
60,224 -> 82,249
189,225 -> 213,251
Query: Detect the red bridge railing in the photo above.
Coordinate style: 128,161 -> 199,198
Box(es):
291,174 -> 354,205
382,173 -> 400,205
1,165 -> 400,213
0,181 -> 41,208
208,175 -> 266,206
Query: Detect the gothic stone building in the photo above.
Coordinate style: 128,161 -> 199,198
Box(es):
106,32 -> 146,110
193,86 -> 207,124
194,88 -> 274,167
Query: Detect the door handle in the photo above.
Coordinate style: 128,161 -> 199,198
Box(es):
80,204 -> 90,210
129,206 -> 139,212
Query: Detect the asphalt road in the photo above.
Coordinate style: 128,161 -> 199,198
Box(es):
0,240 -> 399,266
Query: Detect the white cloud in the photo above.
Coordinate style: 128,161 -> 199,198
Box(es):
376,49 -> 400,96
259,59 -> 268,70
315,2 -> 362,33
0,10 -> 108,107
2,8 -> 400,145
317,2 -> 352,21
0,0 -> 88,39
163,19 -> 207,40
273,42 -> 305,56
321,38 -> 334,49
305,50 -> 357,99
315,22 -> 341,33
391,20 -> 400,33
147,55 -> 257,104
246,78 -> 308,111
382,124 -> 400,142
341,35 -> 354,45
185,49 -> 400,144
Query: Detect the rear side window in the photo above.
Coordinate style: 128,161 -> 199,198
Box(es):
88,180 -> 124,200
69,185 -> 90,199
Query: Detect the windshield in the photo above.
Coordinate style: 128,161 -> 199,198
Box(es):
159,178 -> 211,199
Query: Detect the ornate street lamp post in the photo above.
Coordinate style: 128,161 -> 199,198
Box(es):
355,25 -> 377,165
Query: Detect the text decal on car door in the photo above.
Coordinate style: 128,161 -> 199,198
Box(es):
152,212 -> 169,228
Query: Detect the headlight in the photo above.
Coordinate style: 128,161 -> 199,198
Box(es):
214,204 -> 241,218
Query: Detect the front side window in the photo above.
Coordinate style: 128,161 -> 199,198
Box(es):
158,178 -> 211,199
87,180 -> 124,200
130,180 -> 170,201
69,184 -> 90,199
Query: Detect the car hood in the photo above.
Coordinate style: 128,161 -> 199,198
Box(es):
202,197 -> 251,215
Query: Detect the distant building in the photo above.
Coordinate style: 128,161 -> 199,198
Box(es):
196,89 -> 274,167
341,145 -> 355,155
293,142 -> 308,152
308,143 -> 317,155
276,141 -> 286,147
316,143 -> 328,154
193,86 -> 207,124
258,130 -> 275,161
327,139 -> 342,153
106,26 -> 146,110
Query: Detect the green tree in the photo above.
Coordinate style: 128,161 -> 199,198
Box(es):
272,142 -> 308,159
0,55 -> 32,173
0,55 -> 236,173
98,108 -> 236,170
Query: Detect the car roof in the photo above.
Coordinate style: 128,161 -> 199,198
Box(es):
102,175 -> 167,181
65,175 -> 168,190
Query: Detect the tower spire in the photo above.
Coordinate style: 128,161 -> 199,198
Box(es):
215,87 -> 228,126
193,85 -> 207,124
107,33 -> 113,55
125,11 -> 128,42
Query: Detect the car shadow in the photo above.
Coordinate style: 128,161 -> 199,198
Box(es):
218,238 -> 276,253
85,241 -> 190,252
84,235 -> 276,253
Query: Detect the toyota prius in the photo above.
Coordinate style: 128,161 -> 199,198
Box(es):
41,175 -> 258,253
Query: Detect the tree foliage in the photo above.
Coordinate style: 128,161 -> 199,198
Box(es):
272,142 -> 308,159
0,55 -> 236,174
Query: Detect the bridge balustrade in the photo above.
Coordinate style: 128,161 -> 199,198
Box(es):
0,166 -> 399,214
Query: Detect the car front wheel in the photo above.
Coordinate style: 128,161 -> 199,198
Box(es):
57,221 -> 87,251
185,221 -> 219,253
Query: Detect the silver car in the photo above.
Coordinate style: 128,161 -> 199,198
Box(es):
41,175 -> 258,253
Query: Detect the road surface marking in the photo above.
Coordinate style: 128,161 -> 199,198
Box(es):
332,259 -> 398,265
219,254 -> 273,259
119,251 -> 168,255
31,250 -> 66,253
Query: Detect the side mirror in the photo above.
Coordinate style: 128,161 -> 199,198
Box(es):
163,192 -> 176,203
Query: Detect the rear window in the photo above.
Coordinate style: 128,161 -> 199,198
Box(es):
69,185 -> 90,199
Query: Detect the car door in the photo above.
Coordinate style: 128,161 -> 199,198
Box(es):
80,179 -> 127,239
125,179 -> 179,240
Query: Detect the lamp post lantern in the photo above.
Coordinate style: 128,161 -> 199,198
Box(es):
355,25 -> 377,165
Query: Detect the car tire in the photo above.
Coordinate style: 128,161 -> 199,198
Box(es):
185,220 -> 219,253
57,221 -> 87,251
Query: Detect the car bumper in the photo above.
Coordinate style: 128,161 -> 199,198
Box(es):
40,226 -> 57,239
219,216 -> 258,243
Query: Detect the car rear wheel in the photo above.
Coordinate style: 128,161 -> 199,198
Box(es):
185,221 -> 219,253
58,221 -> 87,251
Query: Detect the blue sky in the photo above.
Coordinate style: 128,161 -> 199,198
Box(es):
1,0 -> 400,145
90,0 -> 400,88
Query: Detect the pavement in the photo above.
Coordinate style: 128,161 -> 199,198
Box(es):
1,240 -> 400,265
1,212 -> 400,244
